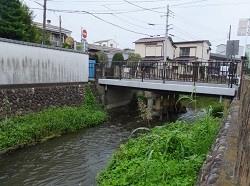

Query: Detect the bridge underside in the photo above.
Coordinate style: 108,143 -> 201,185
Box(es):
99,79 -> 237,97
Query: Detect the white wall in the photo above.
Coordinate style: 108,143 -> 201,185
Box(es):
134,39 -> 175,60
175,42 -> 210,61
0,39 -> 89,85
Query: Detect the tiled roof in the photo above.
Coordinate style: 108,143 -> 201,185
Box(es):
88,43 -> 122,53
210,53 -> 241,61
34,22 -> 72,35
134,37 -> 165,43
94,39 -> 117,44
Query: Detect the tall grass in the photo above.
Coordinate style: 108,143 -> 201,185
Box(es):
0,85 -> 106,151
97,117 -> 221,186
97,91 -> 227,186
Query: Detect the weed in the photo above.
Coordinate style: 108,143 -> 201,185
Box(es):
0,87 -> 107,152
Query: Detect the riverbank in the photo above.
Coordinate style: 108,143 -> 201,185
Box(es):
97,96 -> 228,185
97,116 -> 221,185
0,86 -> 107,154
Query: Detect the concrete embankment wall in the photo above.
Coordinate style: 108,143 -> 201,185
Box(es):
0,38 -> 89,84
196,75 -> 250,186
0,38 -> 94,120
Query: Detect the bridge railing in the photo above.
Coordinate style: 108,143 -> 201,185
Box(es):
97,61 -> 240,87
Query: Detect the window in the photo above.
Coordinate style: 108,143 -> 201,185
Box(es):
180,47 -> 190,56
110,44 -> 113,47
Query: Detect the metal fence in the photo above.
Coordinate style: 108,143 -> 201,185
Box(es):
96,61 -> 241,87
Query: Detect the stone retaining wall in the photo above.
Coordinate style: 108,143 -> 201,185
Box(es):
196,75 -> 250,186
234,75 -> 250,186
195,99 -> 239,186
0,83 -> 88,120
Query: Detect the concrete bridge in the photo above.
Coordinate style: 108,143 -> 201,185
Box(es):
97,61 -> 242,110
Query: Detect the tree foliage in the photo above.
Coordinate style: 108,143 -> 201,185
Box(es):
96,51 -> 108,63
127,53 -> 142,62
112,52 -> 124,62
62,42 -> 73,49
0,0 -> 39,43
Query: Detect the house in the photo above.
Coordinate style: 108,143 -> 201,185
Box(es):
174,40 -> 211,62
134,37 -> 176,61
34,22 -> 72,47
216,43 -> 244,58
93,39 -> 118,48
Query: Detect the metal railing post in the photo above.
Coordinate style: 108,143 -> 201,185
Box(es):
119,62 -> 122,80
163,62 -> 166,83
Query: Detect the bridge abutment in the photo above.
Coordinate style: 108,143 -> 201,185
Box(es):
104,86 -> 134,109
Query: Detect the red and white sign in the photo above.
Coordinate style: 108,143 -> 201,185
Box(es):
82,29 -> 87,39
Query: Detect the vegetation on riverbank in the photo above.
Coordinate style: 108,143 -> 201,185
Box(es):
97,94 -> 227,185
0,85 -> 106,152
97,115 -> 221,186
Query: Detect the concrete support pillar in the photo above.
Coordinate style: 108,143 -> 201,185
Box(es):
169,94 -> 175,112
219,95 -> 222,103
147,97 -> 154,111
174,94 -> 180,112
162,95 -> 169,114
155,96 -> 161,116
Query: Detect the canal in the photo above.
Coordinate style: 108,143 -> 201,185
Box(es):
0,107 -> 194,186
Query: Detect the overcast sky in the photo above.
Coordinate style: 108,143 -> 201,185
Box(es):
23,0 -> 250,52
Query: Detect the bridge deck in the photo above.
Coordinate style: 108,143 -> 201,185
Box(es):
98,79 -> 237,97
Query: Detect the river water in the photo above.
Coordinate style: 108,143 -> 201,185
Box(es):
0,107 -> 193,186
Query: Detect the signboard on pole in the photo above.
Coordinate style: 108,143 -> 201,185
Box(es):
237,18 -> 250,36
226,40 -> 239,56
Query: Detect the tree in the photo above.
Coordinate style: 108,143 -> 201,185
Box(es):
127,53 -> 142,62
0,0 -> 38,42
112,52 -> 124,62
62,42 -> 73,49
96,51 -> 108,63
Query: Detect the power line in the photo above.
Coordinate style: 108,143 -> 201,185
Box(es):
174,1 -> 250,8
173,26 -> 201,40
172,12 -> 227,36
102,5 -> 164,30
41,8 -> 152,37
172,0 -> 208,7
123,0 -> 164,13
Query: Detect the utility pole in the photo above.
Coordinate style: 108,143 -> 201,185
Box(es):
42,0 -> 47,45
59,15 -> 62,47
164,4 -> 169,62
228,25 -> 231,41
163,4 -> 169,83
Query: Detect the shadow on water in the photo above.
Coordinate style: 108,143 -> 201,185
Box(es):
0,106 -> 194,186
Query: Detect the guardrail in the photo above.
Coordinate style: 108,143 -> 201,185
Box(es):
96,61 -> 240,88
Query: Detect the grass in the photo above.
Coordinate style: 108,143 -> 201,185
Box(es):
0,85 -> 107,152
97,116 -> 221,186
180,95 -> 223,110
97,93 -> 228,186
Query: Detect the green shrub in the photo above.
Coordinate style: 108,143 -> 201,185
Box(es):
97,118 -> 221,186
0,87 -> 106,151
211,104 -> 224,118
